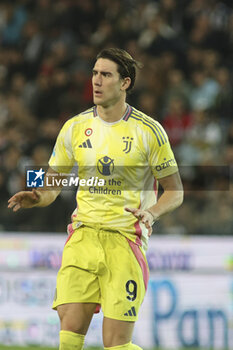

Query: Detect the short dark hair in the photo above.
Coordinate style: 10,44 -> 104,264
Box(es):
96,48 -> 142,92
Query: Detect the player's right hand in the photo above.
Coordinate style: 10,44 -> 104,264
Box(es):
8,189 -> 41,212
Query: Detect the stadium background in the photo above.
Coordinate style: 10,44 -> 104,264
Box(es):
0,0 -> 232,349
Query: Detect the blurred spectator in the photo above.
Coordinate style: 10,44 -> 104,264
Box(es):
21,19 -> 45,78
0,2 -> 28,46
163,69 -> 190,110
162,97 -> 193,148
90,20 -> 113,47
214,67 -> 233,124
178,107 -> 223,164
225,123 -> 233,166
202,49 -> 220,77
137,91 -> 159,118
189,68 -> 220,110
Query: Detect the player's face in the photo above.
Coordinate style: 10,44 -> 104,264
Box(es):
92,58 -> 127,107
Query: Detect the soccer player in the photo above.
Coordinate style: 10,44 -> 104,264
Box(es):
8,48 -> 183,350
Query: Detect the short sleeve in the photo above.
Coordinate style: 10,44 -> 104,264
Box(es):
148,122 -> 178,179
49,120 -> 75,173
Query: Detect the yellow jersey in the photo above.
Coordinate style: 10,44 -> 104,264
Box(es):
49,105 -> 178,251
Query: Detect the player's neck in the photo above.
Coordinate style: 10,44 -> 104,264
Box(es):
97,100 -> 127,123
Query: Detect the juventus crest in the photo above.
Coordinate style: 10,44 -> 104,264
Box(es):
122,136 -> 133,154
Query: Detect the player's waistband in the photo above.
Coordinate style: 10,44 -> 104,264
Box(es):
67,220 -> 142,246
67,220 -> 123,235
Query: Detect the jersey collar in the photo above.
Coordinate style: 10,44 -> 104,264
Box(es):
93,104 -> 132,121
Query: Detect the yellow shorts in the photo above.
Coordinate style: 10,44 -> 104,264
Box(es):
53,225 -> 149,321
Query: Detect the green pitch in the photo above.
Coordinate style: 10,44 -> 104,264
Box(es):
0,347 -> 58,350
0,347 -> 207,350
0,346 -> 212,350
0,347 -> 102,350
0,348 -> 97,350
0,347 -> 218,350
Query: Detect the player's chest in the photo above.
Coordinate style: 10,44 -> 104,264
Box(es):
72,124 -> 146,166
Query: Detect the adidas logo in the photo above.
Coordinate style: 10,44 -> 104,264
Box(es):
78,139 -> 92,148
124,306 -> 136,317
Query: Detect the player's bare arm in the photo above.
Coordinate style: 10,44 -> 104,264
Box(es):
8,167 -> 65,212
125,171 -> 183,236
149,171 -> 183,220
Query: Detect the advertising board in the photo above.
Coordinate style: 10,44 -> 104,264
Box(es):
0,233 -> 232,348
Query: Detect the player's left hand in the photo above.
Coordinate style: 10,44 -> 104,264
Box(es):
125,207 -> 154,237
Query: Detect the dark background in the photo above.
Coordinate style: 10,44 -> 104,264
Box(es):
0,0 -> 232,235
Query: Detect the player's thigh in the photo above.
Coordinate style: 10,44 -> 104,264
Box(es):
100,235 -> 149,322
53,264 -> 101,308
57,302 -> 98,335
103,316 -> 135,347
53,227 -> 101,309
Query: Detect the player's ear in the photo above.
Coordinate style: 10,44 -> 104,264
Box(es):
121,77 -> 131,91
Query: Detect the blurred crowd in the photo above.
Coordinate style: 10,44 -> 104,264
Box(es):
0,0 -> 232,235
